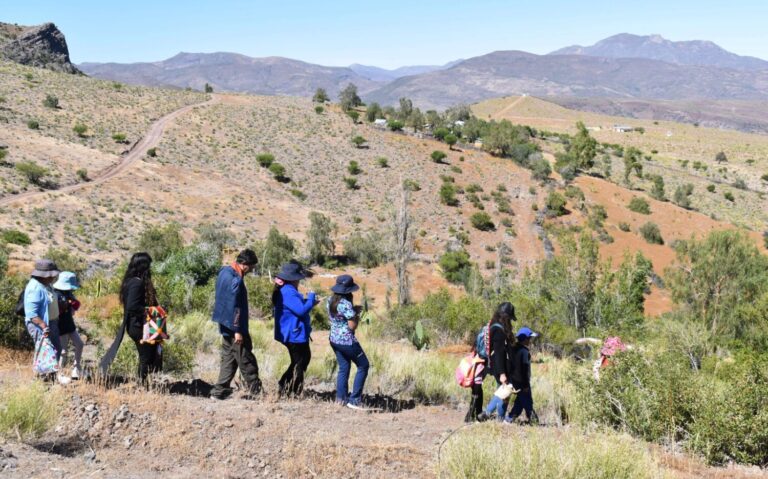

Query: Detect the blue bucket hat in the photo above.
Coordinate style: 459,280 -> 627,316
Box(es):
276,262 -> 309,282
331,274 -> 359,294
53,271 -> 79,291
516,327 -> 538,340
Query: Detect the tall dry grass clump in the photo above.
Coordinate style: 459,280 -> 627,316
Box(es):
440,424 -> 667,479
0,381 -> 63,441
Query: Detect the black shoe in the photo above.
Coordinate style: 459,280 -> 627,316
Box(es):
476,412 -> 490,422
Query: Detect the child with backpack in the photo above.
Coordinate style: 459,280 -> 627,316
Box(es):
471,302 -> 517,422
54,272 -> 84,380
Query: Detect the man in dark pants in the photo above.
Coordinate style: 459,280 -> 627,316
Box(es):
210,249 -> 262,400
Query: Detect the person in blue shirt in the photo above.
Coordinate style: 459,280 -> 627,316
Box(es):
272,261 -> 319,398
327,274 -> 370,409
24,259 -> 69,384
210,249 -> 262,400
504,327 -> 540,424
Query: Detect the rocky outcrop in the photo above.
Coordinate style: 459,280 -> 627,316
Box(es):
0,22 -> 80,74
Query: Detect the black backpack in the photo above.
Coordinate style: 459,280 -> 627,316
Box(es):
14,290 -> 25,317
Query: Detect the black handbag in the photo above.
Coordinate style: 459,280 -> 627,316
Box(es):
14,290 -> 25,317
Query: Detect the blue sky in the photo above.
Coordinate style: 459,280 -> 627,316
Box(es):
4,0 -> 768,67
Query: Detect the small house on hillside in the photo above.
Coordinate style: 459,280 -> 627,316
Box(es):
454,120 -> 466,127
613,124 -> 634,133
373,118 -> 387,128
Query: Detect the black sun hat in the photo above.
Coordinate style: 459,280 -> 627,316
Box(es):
331,274 -> 360,294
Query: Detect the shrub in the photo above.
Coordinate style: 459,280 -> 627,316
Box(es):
45,247 -> 87,275
639,222 -> 663,244
444,133 -> 458,149
732,179 -> 747,190
648,174 -> 665,201
724,191 -> 735,202
627,197 -> 650,214
530,157 -> 552,181
402,179 -> 420,191
156,241 -> 222,286
442,425 -> 663,479
344,177 -> 359,190
465,183 -> 483,193
307,212 -> 335,265
438,250 -> 472,284
172,311 -> 220,353
15,161 -> 49,185
543,191 -> 566,217
347,160 -> 361,175
26,119 -> 39,129
343,231 -> 387,268
42,94 -> 59,109
146,147 -> 157,157
256,153 -> 275,167
387,119 -> 404,131
268,162 -> 286,181
1,229 -> 31,246
73,123 -> 88,137
431,150 -> 448,163
76,168 -> 88,181
137,223 -> 183,262
0,382 -> 63,440
715,151 -> 728,163
0,273 -> 31,348
618,222 -> 631,232
376,157 -> 388,168
253,226 -> 296,276
351,136 -> 366,148
470,212 -> 495,231
290,188 -> 306,200
314,105 -> 324,114
439,183 -> 458,206
706,184 -> 715,193
761,173 -> 768,182
112,133 -> 127,143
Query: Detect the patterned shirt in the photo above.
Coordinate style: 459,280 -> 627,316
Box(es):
328,298 -> 357,345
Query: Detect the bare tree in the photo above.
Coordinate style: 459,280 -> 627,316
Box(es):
393,183 -> 413,305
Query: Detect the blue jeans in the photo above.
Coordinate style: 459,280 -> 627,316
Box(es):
483,379 -> 509,420
331,342 -> 369,405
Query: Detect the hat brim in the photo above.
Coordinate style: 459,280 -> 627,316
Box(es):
331,284 -> 360,294
277,272 -> 306,282
53,280 -> 78,291
31,270 -> 60,278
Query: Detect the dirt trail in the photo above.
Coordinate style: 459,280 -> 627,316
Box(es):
0,96 -> 218,208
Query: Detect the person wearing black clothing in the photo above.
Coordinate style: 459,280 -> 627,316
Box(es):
105,252 -> 162,382
472,302 -> 517,422
505,327 -> 539,424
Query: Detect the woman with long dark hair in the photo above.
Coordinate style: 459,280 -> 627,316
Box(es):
474,302 -> 517,422
99,252 -> 160,381
272,261 -> 318,397
327,274 -> 369,409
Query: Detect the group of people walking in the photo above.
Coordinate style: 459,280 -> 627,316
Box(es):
23,250 -> 536,419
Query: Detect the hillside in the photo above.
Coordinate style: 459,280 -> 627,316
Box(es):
0,21 -> 79,73
79,52 -> 383,97
365,51 -> 768,110
550,33 -> 768,71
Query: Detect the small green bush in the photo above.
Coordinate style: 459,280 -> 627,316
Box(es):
147,147 -> 157,157
628,196 -> 651,214
376,157 -> 388,168
343,177 -> 359,190
256,153 -> 275,167
724,191 -> 735,202
1,229 -> 31,246
0,382 -> 63,440
639,222 -> 663,245
42,94 -> 59,109
26,120 -> 39,129
269,162 -> 286,181
439,183 -> 458,206
545,191 -> 567,217
137,223 -> 182,261
76,168 -> 88,181
402,179 -> 420,191
431,150 -> 448,163
470,212 -> 495,231
438,250 -> 472,284
706,184 -> 716,193
73,123 -> 88,137
112,133 -> 127,143
314,105 -> 324,114
15,161 -> 49,185
343,231 -> 387,268
618,222 -> 631,232
347,160 -> 361,175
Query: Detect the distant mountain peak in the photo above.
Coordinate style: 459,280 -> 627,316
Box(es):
550,33 -> 768,71
0,21 -> 80,74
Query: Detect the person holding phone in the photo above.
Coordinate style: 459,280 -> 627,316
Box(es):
272,261 -> 319,398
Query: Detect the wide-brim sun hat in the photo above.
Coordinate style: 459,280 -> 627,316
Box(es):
53,271 -> 79,291
31,259 -> 60,278
331,274 -> 360,294
516,326 -> 538,340
276,262 -> 308,282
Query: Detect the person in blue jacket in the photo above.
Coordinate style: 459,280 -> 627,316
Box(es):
210,249 -> 262,400
272,261 -> 319,397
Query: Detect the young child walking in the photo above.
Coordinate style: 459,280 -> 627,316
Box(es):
54,272 -> 84,380
504,327 -> 539,424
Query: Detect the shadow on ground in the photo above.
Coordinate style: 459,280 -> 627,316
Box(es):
32,436 -> 91,457
305,389 -> 416,413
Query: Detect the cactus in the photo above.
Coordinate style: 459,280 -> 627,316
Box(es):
95,279 -> 102,298
412,320 -> 428,350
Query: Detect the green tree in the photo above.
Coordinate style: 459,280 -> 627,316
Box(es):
665,230 -> 768,338
439,250 -> 473,284
387,119 -> 404,131
338,83 -> 362,111
351,136 -> 366,149
398,97 -> 413,119
545,232 -> 599,330
569,121 -> 598,170
376,157 -> 388,168
444,133 -> 458,150
715,151 -> 728,163
406,109 -> 424,132
592,252 -> 653,329
365,102 -> 382,122
649,174 -> 666,201
137,223 -> 183,262
312,87 -> 329,103
343,231 -> 387,268
673,184 -> 694,209
15,161 -> 48,185
623,147 -> 643,183
431,150 -> 447,163
307,212 -> 336,265
253,226 -> 296,275
347,110 -> 360,123
204,83 -> 214,93
433,127 -> 450,141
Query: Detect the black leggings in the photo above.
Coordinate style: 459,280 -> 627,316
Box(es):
132,338 -> 162,382
279,342 -> 311,396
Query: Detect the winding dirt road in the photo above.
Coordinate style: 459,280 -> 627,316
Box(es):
0,96 -> 217,208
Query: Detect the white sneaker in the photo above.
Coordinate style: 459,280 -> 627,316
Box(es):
57,374 -> 71,385
346,403 -> 369,412
70,367 -> 80,380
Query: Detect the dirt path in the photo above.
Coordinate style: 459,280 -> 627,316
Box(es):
491,95 -> 528,120
0,96 -> 218,208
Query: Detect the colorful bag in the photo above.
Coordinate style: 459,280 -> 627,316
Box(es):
455,354 -> 485,388
33,337 -> 59,375
141,305 -> 169,345
475,322 -> 504,360
600,336 -> 626,357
